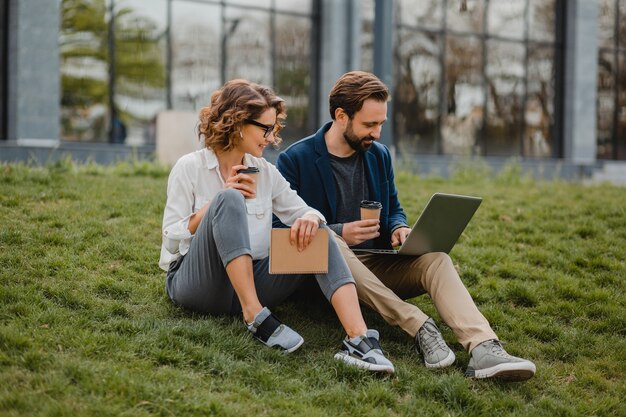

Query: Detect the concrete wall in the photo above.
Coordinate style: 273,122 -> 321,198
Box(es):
6,0 -> 60,144
562,0 -> 598,164
318,0 -> 361,123
155,111 -> 202,166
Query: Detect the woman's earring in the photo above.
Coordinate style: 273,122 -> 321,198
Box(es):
239,131 -> 243,138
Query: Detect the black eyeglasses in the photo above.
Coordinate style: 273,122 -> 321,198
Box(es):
244,119 -> 276,138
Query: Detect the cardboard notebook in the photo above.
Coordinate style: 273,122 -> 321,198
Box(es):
269,228 -> 329,274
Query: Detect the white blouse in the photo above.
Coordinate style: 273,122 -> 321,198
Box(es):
159,148 -> 325,271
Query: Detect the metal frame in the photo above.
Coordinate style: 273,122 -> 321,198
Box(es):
552,0 -> 567,159
374,0 -> 394,150
103,0 -> 317,142
0,0 -> 7,140
596,0 -> 625,160
308,0 -> 322,130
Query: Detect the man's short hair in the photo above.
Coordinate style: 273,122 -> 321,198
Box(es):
328,71 -> 389,120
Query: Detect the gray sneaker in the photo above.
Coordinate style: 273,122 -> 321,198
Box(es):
334,329 -> 395,374
466,339 -> 536,381
415,318 -> 456,368
246,307 -> 304,353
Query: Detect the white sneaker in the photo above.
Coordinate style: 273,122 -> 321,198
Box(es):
466,339 -> 536,381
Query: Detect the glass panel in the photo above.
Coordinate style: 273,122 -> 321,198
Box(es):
275,0 -> 312,14
114,0 -> 167,145
0,0 -> 6,139
171,2 -> 221,112
598,0 -> 616,49
526,45 -> 556,157
528,0 -> 556,42
274,15 -> 311,145
60,0 -> 109,142
394,29 -> 441,155
484,40 -> 525,156
617,53 -> 626,160
446,0 -> 485,34
620,0 -> 626,49
223,8 -> 271,84
442,35 -> 484,155
487,0 -> 525,40
360,0 -> 375,73
397,0 -> 443,30
596,50 -> 615,159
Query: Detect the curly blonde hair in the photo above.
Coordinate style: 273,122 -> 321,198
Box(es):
198,79 -> 286,153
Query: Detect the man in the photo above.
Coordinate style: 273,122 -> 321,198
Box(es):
276,71 -> 536,381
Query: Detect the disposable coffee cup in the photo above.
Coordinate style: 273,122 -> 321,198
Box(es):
360,200 -> 382,220
237,166 -> 259,197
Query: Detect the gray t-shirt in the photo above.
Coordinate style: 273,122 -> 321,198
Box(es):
328,152 -> 373,249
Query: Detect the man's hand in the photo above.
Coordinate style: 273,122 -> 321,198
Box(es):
341,219 -> 380,246
290,213 -> 321,251
391,227 -> 411,247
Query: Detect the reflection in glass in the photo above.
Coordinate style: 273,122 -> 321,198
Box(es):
598,0 -> 616,49
442,35 -> 484,155
487,0 -> 525,40
484,41 -> 524,156
60,0 -> 109,142
224,8 -> 271,85
446,0 -> 485,34
394,29 -> 441,154
617,53 -> 626,159
620,0 -> 626,48
360,0 -> 375,73
397,0 -> 443,29
596,50 -> 615,159
274,15 -> 312,145
526,46 -> 555,157
171,2 -> 221,112
528,0 -> 556,42
60,0 -> 167,144
274,0 -> 312,14
114,0 -> 167,145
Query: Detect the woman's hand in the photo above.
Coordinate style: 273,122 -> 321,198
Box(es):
225,164 -> 256,199
290,213 -> 321,252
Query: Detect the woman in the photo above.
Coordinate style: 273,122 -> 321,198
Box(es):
159,79 -> 394,373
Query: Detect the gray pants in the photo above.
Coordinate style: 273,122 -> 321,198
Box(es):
166,189 -> 354,315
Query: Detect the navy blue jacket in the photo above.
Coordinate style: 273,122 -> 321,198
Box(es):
275,122 -> 408,249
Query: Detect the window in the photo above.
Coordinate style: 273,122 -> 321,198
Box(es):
0,0 -> 7,139
597,0 -> 626,160
364,0 -> 562,158
59,0 -> 315,146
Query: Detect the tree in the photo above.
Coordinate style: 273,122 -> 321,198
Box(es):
60,0 -> 165,141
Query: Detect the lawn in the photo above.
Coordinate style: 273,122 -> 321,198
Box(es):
1,159 -> 625,416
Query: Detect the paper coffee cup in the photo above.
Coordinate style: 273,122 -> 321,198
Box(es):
360,200 -> 382,220
237,166 -> 259,197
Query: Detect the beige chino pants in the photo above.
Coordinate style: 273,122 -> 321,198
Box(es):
334,235 -> 497,352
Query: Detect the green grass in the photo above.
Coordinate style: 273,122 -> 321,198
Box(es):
1,159 -> 625,416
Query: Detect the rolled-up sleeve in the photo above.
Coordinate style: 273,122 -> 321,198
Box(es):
269,163 -> 326,226
162,160 -> 195,257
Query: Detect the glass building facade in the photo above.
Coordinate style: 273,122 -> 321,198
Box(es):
361,0 -> 564,158
59,0 -> 314,147
597,0 -> 626,160
2,0 -> 625,163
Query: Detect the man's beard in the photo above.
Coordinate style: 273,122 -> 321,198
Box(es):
343,120 -> 374,153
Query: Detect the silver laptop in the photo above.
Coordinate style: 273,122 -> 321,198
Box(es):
353,193 -> 482,256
